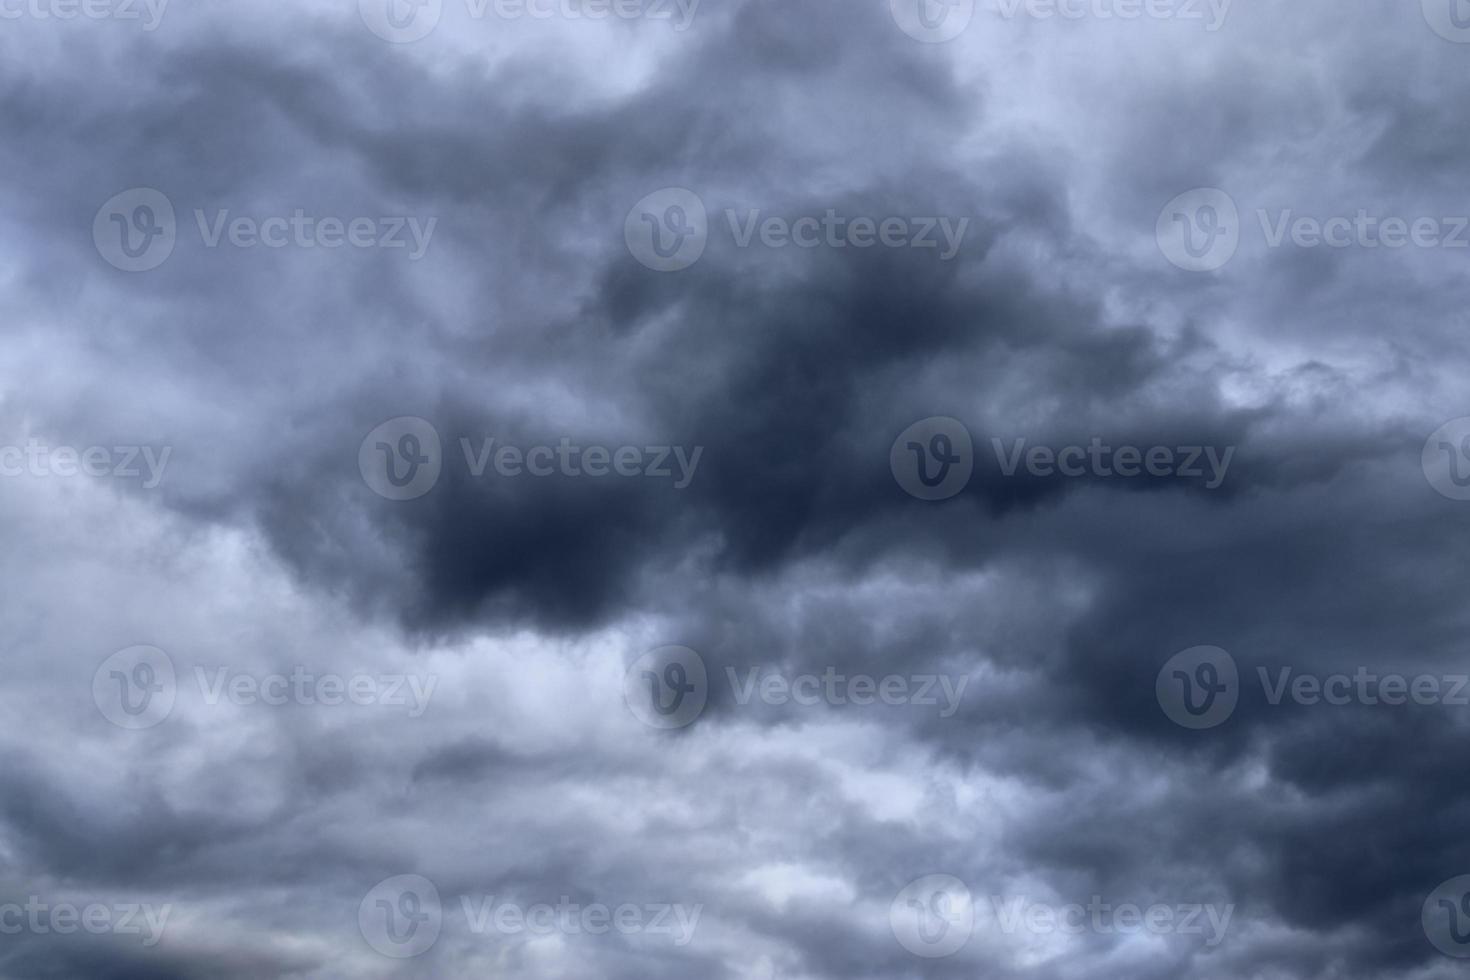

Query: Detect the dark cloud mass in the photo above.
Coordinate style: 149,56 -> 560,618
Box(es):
2,0 -> 1470,977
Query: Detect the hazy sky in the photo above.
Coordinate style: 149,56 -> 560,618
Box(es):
3,0 -> 1470,977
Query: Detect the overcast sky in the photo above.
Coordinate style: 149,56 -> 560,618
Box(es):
4,0 -> 1470,977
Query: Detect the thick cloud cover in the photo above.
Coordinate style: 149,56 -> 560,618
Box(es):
3,0 -> 1470,977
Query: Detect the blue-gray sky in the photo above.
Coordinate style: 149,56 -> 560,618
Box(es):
3,1 -> 1470,977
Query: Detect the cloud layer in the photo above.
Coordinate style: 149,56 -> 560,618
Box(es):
3,0 -> 1470,977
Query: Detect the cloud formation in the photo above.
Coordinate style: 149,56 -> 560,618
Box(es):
3,0 -> 1470,977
